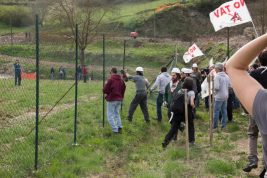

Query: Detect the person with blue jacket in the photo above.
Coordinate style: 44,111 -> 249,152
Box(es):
14,60 -> 22,86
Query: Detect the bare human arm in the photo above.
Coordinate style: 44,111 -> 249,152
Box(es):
190,95 -> 195,108
225,34 -> 267,114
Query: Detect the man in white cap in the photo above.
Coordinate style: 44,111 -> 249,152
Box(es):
192,63 -> 202,83
124,67 -> 150,123
150,67 -> 171,122
191,63 -> 202,107
164,67 -> 183,140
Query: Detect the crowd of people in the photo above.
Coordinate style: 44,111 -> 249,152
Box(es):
12,63 -> 91,86
103,34 -> 267,177
103,62 -> 225,145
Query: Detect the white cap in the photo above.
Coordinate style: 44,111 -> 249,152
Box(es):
136,66 -> 144,72
181,68 -> 192,74
181,68 -> 187,73
171,67 -> 180,74
192,63 -> 198,68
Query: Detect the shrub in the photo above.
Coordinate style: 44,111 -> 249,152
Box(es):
0,6 -> 33,27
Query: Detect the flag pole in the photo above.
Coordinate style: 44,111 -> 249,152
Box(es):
251,21 -> 259,38
227,28 -> 230,60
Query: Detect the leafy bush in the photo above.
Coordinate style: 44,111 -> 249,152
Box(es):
0,6 -> 33,27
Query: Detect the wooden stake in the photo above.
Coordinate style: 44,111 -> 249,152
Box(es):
208,75 -> 213,146
184,89 -> 189,160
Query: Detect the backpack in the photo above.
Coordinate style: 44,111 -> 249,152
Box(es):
170,90 -> 185,114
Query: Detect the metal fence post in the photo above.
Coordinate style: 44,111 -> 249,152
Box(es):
74,24 -> 78,145
34,14 -> 40,170
121,40 -> 126,112
102,34 -> 105,128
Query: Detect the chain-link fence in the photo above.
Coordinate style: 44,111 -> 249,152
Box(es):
0,16 -> 80,177
0,14 -> 182,177
0,17 -> 36,177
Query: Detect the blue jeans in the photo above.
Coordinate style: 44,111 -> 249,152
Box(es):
107,101 -> 122,132
213,100 -> 228,129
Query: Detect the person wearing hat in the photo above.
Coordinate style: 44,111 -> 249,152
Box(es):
192,63 -> 202,83
124,67 -> 150,123
191,63 -> 202,107
213,62 -> 231,130
164,67 -> 183,140
150,67 -> 171,122
164,68 -> 183,117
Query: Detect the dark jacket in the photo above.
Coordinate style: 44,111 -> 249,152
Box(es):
164,80 -> 183,105
250,67 -> 267,89
14,63 -> 21,75
103,74 -> 126,101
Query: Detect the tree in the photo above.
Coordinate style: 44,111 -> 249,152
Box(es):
32,0 -> 54,27
54,0 -> 112,65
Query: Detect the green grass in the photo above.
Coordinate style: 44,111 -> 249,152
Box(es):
206,159 -> 236,175
0,79 -> 259,178
104,0 -> 178,27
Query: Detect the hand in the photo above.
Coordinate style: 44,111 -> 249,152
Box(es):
163,101 -> 168,107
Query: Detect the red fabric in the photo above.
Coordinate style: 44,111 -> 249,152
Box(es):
82,66 -> 88,75
103,74 -> 126,101
21,72 -> 36,80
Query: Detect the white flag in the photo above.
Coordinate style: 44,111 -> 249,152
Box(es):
183,43 -> 204,63
209,58 -> 214,67
209,0 -> 252,32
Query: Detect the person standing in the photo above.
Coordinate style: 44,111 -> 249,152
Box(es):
50,67 -> 55,80
225,34 -> 267,178
150,67 -> 171,122
103,67 -> 126,134
63,67 -> 66,80
124,67 -> 150,123
191,63 -> 202,107
243,50 -> 267,172
77,66 -> 82,80
213,63 -> 231,130
59,66 -> 64,80
14,60 -> 22,86
82,65 -> 88,83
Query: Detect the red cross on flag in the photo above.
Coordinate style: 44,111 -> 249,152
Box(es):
183,43 -> 204,63
209,0 -> 252,32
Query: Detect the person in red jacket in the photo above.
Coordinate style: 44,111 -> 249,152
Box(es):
82,65 -> 88,83
103,67 -> 126,134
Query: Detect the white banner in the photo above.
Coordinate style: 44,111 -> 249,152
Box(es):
183,43 -> 204,63
209,0 -> 252,31
201,69 -> 217,99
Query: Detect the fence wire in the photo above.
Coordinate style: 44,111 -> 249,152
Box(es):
0,22 -> 36,177
37,26 -> 77,169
